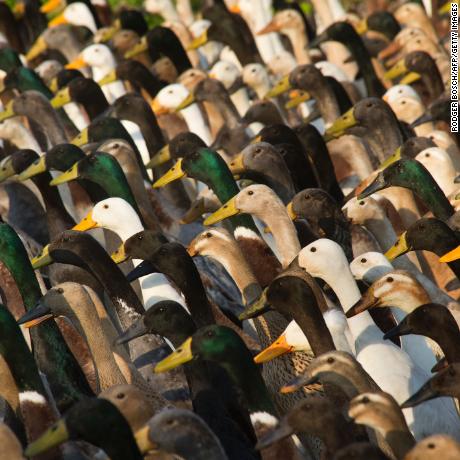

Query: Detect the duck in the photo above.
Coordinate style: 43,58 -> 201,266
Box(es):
404,434 -> 460,460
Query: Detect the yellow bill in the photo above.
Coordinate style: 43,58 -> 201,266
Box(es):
145,144 -> 171,169
384,59 -> 408,80
124,36 -> 148,59
152,159 -> 185,188
135,425 -> 158,454
50,86 -> 71,108
385,231 -> 409,261
180,198 -> 207,225
203,196 -> 239,225
439,246 -> 460,263
70,128 -> 88,146
0,156 -> 15,183
65,55 -> 86,70
40,0 -> 63,14
49,162 -> 79,186
98,69 -> 117,87
26,36 -> 47,62
286,202 -> 297,220
25,419 -> 69,457
400,72 -> 421,85
228,153 -> 245,174
49,77 -> 58,93
22,314 -> 54,329
355,19 -> 367,35
264,74 -> 291,99
48,12 -> 68,27
175,92 -> 195,112
379,147 -> 401,170
72,210 -> 98,232
187,30 -> 208,50
154,337 -> 193,373
17,156 -> 47,181
285,90 -> 311,109
150,98 -> 170,116
324,107 -> 357,141
111,244 -> 128,264
97,23 -> 120,43
0,100 -> 16,122
254,333 -> 293,363
31,245 -> 53,269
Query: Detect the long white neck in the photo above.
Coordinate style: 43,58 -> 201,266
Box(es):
181,104 -> 213,145
230,88 -> 251,117
282,27 -> 311,65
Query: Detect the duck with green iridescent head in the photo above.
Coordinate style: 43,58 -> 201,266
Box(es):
0,48 -> 23,74
0,223 -> 94,412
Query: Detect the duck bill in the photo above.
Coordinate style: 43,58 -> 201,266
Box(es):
257,20 -> 281,35
431,358 -> 447,373
254,333 -> 293,364
25,419 -> 69,457
280,374 -> 319,394
65,55 -> 86,70
18,302 -> 53,328
400,72 -> 421,85
383,322 -> 413,341
346,289 -> 381,318
152,159 -> 185,188
0,101 -> 16,122
0,156 -> 15,182
239,289 -> 269,320
126,261 -> 157,283
384,59 -> 407,80
400,382 -> 439,409
439,1 -> 453,15
264,75 -> 291,99
187,31 -> 208,50
410,112 -> 434,128
40,0 -> 63,13
17,156 -> 47,181
285,90 -> 311,109
150,98 -> 170,116
146,145 -> 171,169
309,31 -> 328,49
26,36 -> 48,61
256,422 -> 294,451
228,153 -> 245,174
440,246 -> 460,263
50,87 -> 71,109
379,147 -> 401,170
70,128 -> 89,146
97,25 -> 119,43
154,337 -> 193,373
111,244 -> 128,264
180,198 -> 206,225
31,245 -> 53,269
356,172 -> 386,200
115,318 -> 149,346
49,162 -> 79,186
49,12 -> 69,27
385,231 -> 410,261
49,77 -> 58,93
98,69 -> 117,87
135,425 -> 158,454
324,108 -> 357,141
72,210 -> 98,232
175,93 -> 195,112
355,19 -> 368,35
286,202 -> 297,220
203,197 -> 239,226
124,37 -> 148,58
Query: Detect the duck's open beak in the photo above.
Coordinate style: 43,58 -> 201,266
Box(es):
124,36 -> 148,58
146,144 -> 171,169
383,321 -> 413,341
228,153 -> 245,174
203,196 -> 239,225
154,337 -> 193,373
135,425 -> 158,454
40,0 -> 63,13
152,159 -> 185,188
264,74 -> 291,99
385,231 -> 410,261
70,127 -> 89,146
256,421 -> 293,451
324,107 -> 357,141
18,302 -> 53,328
17,156 -> 47,181
49,162 -> 79,186
356,172 -> 387,200
111,243 -> 128,264
346,287 -> 381,318
26,36 -> 48,61
285,90 -> 311,109
25,419 -> 69,457
98,69 -> 117,87
0,101 -> 16,122
175,93 -> 195,112
400,380 -> 439,409
439,245 -> 460,263
0,156 -> 15,183
31,245 -> 53,269
254,333 -> 293,364
65,55 -> 86,70
280,373 -> 319,394
126,261 -> 157,283
50,87 -> 71,109
72,210 -> 98,232
187,31 -> 208,50
115,317 -> 148,346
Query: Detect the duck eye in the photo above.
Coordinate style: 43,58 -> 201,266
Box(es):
56,288 -> 64,294
310,247 -> 316,252
206,330 -> 215,338
359,201 -> 365,206
158,307 -> 165,313
247,190 -> 254,195
205,232 -> 212,238
427,443 -> 435,449
387,277 -> 393,283
401,100 -> 406,105
116,392 -> 125,399
425,153 -> 430,157
449,367 -> 456,376
361,396 -> 370,404
103,204 -> 109,209
360,258 -> 367,263
327,357 -> 334,364
137,235 -> 143,240
113,143 -> 119,149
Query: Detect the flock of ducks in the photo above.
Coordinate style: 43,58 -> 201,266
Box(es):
0,0 -> 458,458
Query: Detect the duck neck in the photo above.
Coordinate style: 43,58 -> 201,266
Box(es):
284,27 -> 310,65
180,104 -> 213,145
415,183 -> 455,221
208,95 -> 241,130
308,81 -> 341,126
360,213 -> 397,252
27,105 -> 68,147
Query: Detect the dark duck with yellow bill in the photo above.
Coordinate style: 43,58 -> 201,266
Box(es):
358,159 -> 455,221
356,11 -> 401,41
25,397 -> 143,460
